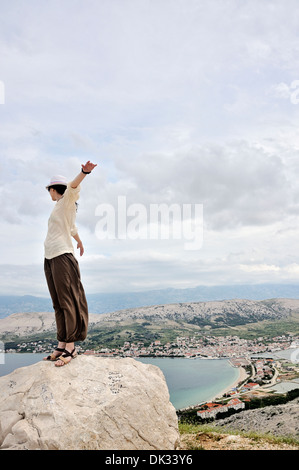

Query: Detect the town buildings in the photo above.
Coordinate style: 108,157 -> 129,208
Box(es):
196,398 -> 245,419
12,333 -> 297,359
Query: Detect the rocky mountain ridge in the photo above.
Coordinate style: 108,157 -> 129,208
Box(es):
100,297 -> 299,324
0,298 -> 299,341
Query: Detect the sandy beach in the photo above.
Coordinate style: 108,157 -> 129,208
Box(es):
199,365 -> 248,405
209,366 -> 248,401
178,366 -> 248,411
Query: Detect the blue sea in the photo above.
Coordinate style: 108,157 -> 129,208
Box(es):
0,353 -> 239,409
138,357 -> 239,409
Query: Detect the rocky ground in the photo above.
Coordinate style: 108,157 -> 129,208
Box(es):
214,397 -> 299,438
179,397 -> 299,450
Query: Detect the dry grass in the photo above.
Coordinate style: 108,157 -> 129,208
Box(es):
178,423 -> 299,450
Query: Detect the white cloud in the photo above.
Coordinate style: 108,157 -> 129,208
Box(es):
1,0 -> 299,295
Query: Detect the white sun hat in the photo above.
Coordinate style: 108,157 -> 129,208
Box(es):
45,175 -> 68,190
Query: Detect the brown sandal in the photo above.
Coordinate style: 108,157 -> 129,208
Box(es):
44,347 -> 65,362
55,348 -> 77,367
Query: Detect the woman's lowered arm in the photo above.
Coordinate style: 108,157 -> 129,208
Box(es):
73,233 -> 84,256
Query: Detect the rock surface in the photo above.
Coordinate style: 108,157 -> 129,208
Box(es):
0,356 -> 179,450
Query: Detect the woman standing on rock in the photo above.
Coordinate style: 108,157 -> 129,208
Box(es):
43,161 -> 97,367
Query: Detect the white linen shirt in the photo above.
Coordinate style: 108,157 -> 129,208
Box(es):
44,183 -> 80,260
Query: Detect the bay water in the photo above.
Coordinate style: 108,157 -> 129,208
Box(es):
0,353 -> 239,410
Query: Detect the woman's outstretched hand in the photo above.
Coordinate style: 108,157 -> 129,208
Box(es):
71,161 -> 97,188
82,161 -> 97,173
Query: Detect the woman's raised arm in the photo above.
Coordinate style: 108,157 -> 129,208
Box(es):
70,161 -> 97,188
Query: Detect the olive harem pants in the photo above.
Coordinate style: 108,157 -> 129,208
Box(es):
44,253 -> 88,343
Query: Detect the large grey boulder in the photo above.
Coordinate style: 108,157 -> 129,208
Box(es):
0,356 -> 179,450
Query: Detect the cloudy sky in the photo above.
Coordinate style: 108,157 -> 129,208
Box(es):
1,0 -> 299,296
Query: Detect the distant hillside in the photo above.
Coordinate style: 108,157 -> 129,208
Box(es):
1,283 -> 299,318
99,298 -> 299,325
1,298 -> 299,345
0,312 -> 101,339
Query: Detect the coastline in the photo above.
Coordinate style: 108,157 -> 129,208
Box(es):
208,366 -> 248,402
178,365 -> 248,411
